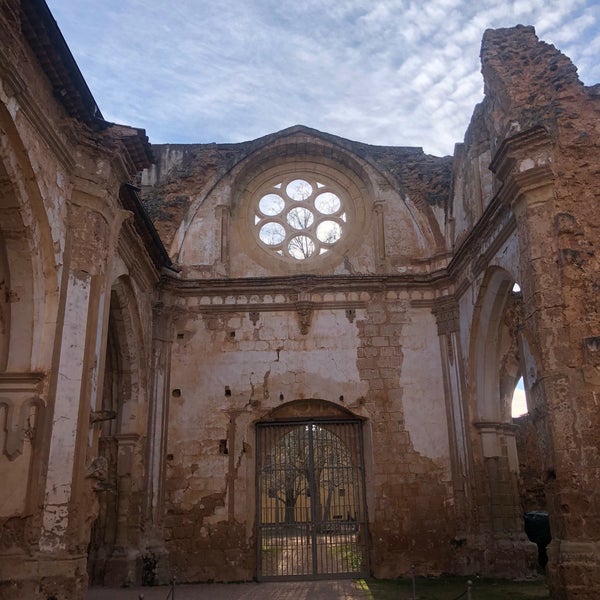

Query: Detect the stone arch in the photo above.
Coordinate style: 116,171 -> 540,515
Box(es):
469,266 -> 537,554
470,266 -> 522,423
0,102 -> 58,373
262,398 -> 362,422
88,275 -> 148,586
102,276 -> 147,435
225,134 -> 443,275
172,128 -> 444,276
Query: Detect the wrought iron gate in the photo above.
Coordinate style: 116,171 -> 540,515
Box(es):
256,419 -> 369,580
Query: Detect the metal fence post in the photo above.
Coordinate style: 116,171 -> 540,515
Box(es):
467,579 -> 472,600
411,564 -> 417,600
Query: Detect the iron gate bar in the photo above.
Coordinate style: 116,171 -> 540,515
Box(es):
256,418 -> 369,581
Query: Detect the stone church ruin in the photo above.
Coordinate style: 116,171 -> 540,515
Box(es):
1,1 -> 599,599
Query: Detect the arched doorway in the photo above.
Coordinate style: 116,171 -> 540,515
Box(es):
256,403 -> 369,580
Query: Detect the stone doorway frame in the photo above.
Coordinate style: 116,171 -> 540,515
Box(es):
255,418 -> 370,581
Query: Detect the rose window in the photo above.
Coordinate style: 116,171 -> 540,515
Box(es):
254,176 -> 347,261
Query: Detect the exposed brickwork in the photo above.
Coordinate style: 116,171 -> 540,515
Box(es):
356,295 -> 453,575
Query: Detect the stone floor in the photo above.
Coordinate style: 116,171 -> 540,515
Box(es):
86,580 -> 372,600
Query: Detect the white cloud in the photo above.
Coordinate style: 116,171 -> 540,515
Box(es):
47,0 -> 600,155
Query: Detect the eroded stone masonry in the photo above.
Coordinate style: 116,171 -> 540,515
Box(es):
1,2 -> 599,599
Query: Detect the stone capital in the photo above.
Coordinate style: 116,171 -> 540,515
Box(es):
432,296 -> 459,335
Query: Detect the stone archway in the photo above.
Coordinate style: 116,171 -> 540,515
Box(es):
88,277 -> 147,586
469,267 -> 538,574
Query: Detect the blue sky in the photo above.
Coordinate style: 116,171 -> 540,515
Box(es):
47,0 -> 600,156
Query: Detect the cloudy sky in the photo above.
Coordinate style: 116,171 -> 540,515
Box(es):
46,0 -> 600,156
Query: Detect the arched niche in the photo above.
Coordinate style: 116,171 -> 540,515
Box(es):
98,277 -> 146,436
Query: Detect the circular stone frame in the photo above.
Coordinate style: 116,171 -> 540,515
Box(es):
235,160 -> 370,273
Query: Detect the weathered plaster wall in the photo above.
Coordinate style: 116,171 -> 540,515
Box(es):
161,279 -> 454,581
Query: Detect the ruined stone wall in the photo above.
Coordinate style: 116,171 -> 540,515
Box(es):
142,124 -> 461,581
159,280 -> 453,581
0,5 -> 160,598
142,128 -> 450,278
447,25 -> 600,597
514,414 -> 546,512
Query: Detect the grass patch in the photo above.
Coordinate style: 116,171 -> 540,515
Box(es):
335,543 -> 363,571
355,575 -> 549,600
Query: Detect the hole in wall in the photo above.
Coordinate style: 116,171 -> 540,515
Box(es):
172,389 -> 181,398
225,386 -> 232,397
219,439 -> 228,454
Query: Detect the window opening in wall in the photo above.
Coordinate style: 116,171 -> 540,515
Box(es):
254,175 -> 348,262
511,376 -> 528,417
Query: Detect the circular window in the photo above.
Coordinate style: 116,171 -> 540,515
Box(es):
253,175 -> 348,262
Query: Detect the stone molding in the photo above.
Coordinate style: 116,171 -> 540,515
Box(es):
489,126 -> 555,213
0,45 -> 76,172
0,372 -> 45,460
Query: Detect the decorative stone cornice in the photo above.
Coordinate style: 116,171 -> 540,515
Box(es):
490,125 -> 555,208
0,46 -> 76,172
161,272 -> 449,297
0,372 -> 45,393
